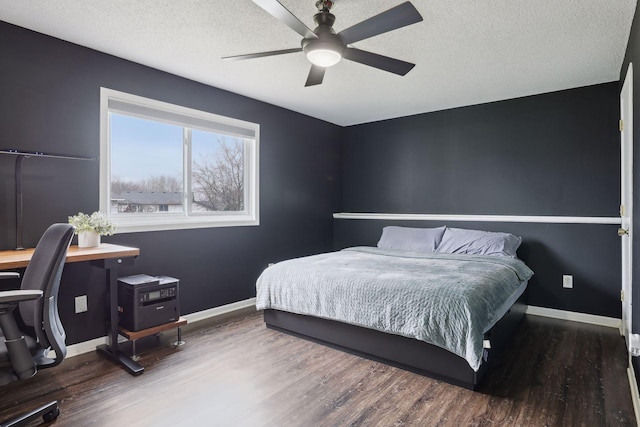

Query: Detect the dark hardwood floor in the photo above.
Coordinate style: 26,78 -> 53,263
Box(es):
0,310 -> 635,426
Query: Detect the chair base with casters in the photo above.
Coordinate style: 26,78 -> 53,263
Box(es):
0,287 -> 61,426
0,401 -> 60,427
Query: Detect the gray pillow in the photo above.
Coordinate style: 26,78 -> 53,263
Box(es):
377,226 -> 446,253
435,227 -> 522,258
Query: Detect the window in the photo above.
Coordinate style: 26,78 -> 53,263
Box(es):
100,88 -> 259,233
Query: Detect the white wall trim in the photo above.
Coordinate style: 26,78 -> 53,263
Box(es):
65,297 -> 257,358
628,356 -> 640,427
333,212 -> 621,225
526,305 -> 621,328
66,300 -> 619,357
183,297 -> 256,324
66,336 -> 109,358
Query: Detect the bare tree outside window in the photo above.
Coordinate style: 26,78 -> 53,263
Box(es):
192,137 -> 245,212
112,175 -> 182,193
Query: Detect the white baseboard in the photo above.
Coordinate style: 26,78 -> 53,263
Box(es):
67,301 -> 618,358
183,297 -> 256,324
526,305 -> 621,329
66,336 -> 108,358
65,297 -> 257,358
628,356 -> 640,426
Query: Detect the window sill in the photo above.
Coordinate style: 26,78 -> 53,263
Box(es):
112,216 -> 259,233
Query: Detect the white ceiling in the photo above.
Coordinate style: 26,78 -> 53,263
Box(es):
0,0 -> 637,126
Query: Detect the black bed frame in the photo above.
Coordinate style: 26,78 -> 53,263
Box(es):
263,295 -> 526,390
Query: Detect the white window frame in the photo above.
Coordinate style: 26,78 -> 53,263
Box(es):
99,88 -> 259,233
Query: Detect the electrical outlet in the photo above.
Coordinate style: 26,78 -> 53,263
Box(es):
563,275 -> 573,289
75,295 -> 88,313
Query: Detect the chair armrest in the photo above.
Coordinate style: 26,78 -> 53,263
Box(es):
0,290 -> 43,304
0,272 -> 20,280
0,290 -> 42,316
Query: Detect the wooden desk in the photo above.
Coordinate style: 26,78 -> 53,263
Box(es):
0,243 -> 143,376
0,243 -> 139,269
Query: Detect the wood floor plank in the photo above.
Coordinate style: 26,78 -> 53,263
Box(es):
0,311 -> 635,426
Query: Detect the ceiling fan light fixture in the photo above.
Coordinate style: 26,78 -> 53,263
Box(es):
306,46 -> 342,67
303,6 -> 343,67
303,36 -> 345,67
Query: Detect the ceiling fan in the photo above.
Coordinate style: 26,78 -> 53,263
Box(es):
223,0 -> 423,87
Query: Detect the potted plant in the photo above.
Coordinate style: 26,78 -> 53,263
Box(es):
68,211 -> 116,248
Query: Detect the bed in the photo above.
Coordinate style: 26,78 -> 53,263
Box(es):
255,226 -> 534,390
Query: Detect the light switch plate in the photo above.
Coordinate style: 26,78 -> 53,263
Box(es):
75,295 -> 88,313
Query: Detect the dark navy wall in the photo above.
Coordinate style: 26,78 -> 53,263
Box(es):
338,83 -> 621,318
0,21 -> 343,344
342,84 -> 619,216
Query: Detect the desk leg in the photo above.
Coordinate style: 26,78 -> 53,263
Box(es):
94,258 -> 144,376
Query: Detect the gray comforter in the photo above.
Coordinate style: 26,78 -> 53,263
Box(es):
255,247 -> 534,371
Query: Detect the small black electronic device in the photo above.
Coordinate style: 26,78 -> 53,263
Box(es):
118,274 -> 179,332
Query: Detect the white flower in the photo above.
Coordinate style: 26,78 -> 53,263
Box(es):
68,212 -> 116,236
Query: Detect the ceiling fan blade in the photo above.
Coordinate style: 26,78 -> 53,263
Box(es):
343,47 -> 415,76
305,65 -> 326,87
253,0 -> 317,39
338,2 -> 423,45
222,47 -> 302,61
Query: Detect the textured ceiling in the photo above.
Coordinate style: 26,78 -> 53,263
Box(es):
0,0 -> 637,126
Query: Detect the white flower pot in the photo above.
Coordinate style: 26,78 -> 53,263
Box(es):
78,231 -> 100,248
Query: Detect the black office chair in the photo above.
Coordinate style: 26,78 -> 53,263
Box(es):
0,223 -> 74,426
